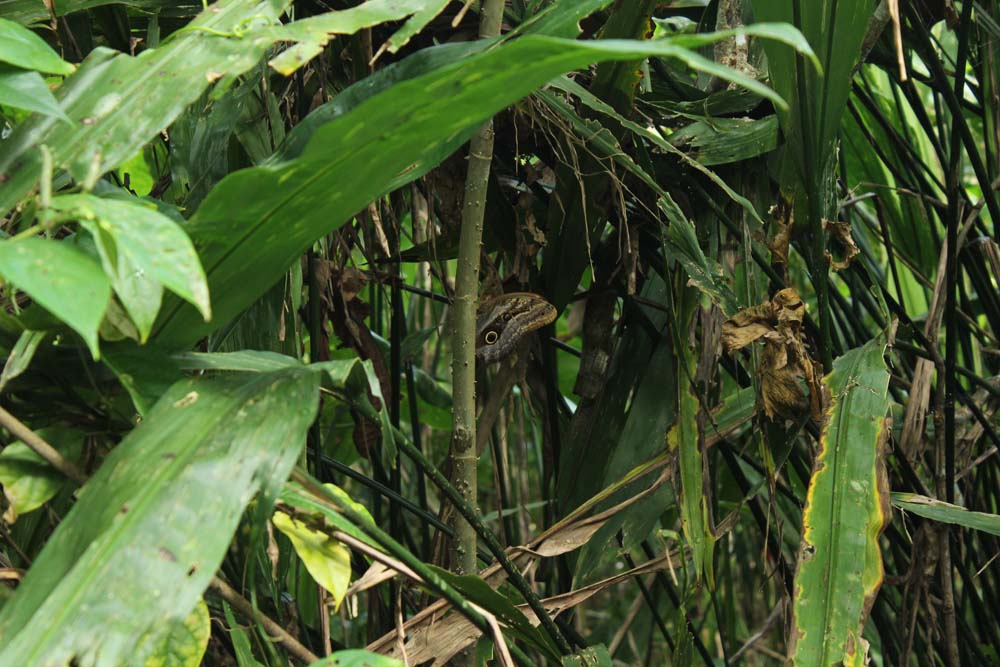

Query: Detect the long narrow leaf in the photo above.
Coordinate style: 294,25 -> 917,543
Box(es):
155,31 -> 814,348
790,338 -> 890,666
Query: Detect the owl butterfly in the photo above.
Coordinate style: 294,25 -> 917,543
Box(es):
475,292 -> 557,364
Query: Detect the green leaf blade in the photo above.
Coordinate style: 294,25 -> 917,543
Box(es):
0,237 -> 110,358
0,18 -> 75,75
790,338 -> 891,666
0,367 -> 321,667
51,193 -> 211,339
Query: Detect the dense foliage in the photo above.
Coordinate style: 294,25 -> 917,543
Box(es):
0,1 -> 998,666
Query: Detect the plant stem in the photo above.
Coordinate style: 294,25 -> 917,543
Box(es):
450,0 -> 504,581
394,427 -> 572,653
449,6 -> 505,664
209,578 -> 320,665
289,468 -> 498,643
0,406 -> 86,484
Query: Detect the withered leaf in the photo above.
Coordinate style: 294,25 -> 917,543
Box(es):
722,288 -> 822,421
824,219 -> 859,272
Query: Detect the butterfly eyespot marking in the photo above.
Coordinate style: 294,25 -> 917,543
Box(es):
484,330 -> 499,345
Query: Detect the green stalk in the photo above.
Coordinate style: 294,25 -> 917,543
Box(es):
449,6 -> 506,664
450,0 -> 505,580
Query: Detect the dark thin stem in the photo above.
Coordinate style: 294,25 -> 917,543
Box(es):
392,428 -> 573,653
639,541 -> 716,667
617,534 -> 675,653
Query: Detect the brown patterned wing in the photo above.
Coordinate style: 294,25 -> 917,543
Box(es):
475,292 -> 557,364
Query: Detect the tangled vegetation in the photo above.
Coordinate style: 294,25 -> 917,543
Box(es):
1,1 -> 998,666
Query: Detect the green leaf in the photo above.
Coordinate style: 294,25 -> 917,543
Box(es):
399,326 -> 437,363
174,350 -> 303,372
267,0 -> 451,75
561,645 -> 612,667
272,40 -> 485,164
551,75 -> 766,227
222,602 -> 264,667
307,650 -> 403,667
155,32 -> 811,348
516,0 -> 614,39
0,427 -> 83,523
0,367 -> 321,667
0,329 -> 47,392
142,599 -> 210,667
573,278 -> 676,578
48,193 -> 210,341
659,195 -> 739,316
750,0 -> 875,274
273,505 -> 352,609
668,23 -> 820,73
101,341 -> 184,417
790,338 -> 890,667
0,237 -> 111,358
891,493 -> 1000,537
0,18 -> 75,75
751,1 -> 868,160
669,290 -> 715,586
0,0 -> 293,215
278,480 -> 378,549
0,66 -> 70,120
667,115 -> 779,166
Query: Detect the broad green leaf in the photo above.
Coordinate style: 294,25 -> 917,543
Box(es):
0,427 -> 83,523
0,18 -> 75,74
516,0 -> 614,39
272,41 -> 485,163
0,66 -> 70,120
790,338 -> 890,667
0,0 -> 292,215
307,651 -> 403,667
0,367 -> 321,667
671,606 -> 694,667
174,350 -> 303,372
101,341 -> 184,417
669,23 -> 819,71
752,0 -> 868,163
273,507 -> 352,609
750,0 -> 875,299
891,493 -> 1000,537
0,0 -> 485,214
142,599 -> 210,667
154,32 -> 810,348
0,237 -> 110,358
267,0 -> 450,75
49,193 -> 210,341
0,329 -> 47,391
667,115 -> 779,166
562,645 -> 612,667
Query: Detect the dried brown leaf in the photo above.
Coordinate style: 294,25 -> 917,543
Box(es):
824,219 -> 859,272
722,288 -> 822,420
